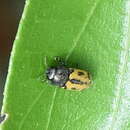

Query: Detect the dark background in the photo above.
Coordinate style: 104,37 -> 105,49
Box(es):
0,0 -> 25,112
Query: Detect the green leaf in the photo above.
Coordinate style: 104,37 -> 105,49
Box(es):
1,0 -> 130,129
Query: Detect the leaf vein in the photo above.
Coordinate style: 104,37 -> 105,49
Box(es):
18,89 -> 45,130
65,0 -> 100,61
45,88 -> 57,130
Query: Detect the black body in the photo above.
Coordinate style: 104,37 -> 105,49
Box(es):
46,66 -> 70,87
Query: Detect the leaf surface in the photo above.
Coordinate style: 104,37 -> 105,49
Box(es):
1,0 -> 130,130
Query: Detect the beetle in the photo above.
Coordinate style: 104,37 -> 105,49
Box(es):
46,57 -> 91,91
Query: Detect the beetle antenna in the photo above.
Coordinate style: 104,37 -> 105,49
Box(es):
44,56 -> 48,68
54,56 -> 66,66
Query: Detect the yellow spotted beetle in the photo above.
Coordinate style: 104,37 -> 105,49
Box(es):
46,57 -> 91,91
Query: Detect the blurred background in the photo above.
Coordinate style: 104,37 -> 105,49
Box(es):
0,0 -> 25,113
